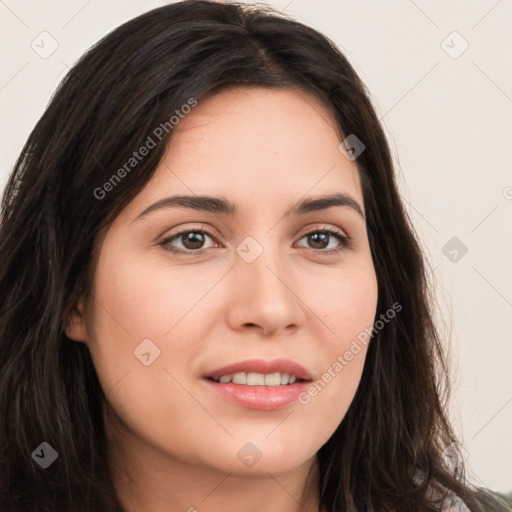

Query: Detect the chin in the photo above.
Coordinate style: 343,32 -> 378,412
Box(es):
208,434 -> 319,477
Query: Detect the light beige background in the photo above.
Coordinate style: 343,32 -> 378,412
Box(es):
1,0 -> 511,494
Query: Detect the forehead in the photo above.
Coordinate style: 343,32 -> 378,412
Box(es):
127,86 -> 363,217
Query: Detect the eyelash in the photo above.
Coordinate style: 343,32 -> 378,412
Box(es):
158,226 -> 353,257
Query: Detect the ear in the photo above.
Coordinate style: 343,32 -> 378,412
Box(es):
65,299 -> 88,343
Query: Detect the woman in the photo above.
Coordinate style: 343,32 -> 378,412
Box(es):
0,1 -> 508,511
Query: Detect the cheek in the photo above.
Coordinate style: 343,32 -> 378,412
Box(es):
302,257 -> 378,414
92,254 -> 177,338
84,249 -> 204,399
84,251 -> 210,450
316,255 -> 378,349
89,246 -> 223,347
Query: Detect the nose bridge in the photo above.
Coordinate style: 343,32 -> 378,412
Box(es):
236,231 -> 287,289
231,232 -> 302,332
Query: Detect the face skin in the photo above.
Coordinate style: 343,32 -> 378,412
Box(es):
66,86 -> 378,512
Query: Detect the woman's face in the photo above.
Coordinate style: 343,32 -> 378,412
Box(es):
67,86 -> 378,477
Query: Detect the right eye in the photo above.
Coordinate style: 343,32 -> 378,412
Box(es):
159,228 -> 220,256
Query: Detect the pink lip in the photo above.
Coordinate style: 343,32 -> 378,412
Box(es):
205,358 -> 312,381
203,379 -> 311,410
203,358 -> 313,411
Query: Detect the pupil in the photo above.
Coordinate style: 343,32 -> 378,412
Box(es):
310,232 -> 328,249
184,232 -> 204,249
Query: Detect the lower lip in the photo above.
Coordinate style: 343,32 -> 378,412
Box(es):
203,379 -> 311,410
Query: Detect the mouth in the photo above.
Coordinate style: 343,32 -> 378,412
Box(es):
206,372 -> 306,386
203,359 -> 313,410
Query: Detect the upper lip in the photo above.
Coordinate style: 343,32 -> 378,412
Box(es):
205,358 -> 313,381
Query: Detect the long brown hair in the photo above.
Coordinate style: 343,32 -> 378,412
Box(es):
0,1 -> 508,511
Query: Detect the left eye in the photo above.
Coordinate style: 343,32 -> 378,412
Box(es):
159,228 -> 351,255
296,228 -> 351,253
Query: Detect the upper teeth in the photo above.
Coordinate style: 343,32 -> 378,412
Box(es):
217,372 -> 297,386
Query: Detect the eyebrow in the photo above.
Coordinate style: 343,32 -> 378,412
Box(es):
132,192 -> 365,222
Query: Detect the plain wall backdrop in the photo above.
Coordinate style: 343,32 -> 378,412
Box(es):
1,0 -> 511,495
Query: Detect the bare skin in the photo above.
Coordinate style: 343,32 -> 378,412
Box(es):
66,86 -> 378,512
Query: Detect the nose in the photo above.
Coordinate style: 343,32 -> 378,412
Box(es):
226,239 -> 306,337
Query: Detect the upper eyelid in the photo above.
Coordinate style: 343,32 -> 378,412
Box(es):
163,227 -> 220,246
160,224 -> 349,249
161,224 -> 222,243
160,223 -> 347,240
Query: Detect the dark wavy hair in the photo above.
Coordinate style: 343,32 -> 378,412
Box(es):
0,1 -> 509,511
